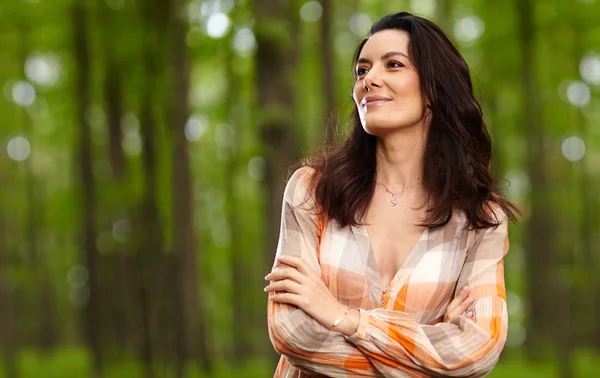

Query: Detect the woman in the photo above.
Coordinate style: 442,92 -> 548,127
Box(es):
264,12 -> 520,378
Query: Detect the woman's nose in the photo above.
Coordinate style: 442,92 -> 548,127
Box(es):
363,69 -> 381,91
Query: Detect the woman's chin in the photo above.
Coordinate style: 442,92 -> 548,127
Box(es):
362,124 -> 390,136
362,118 -> 425,136
361,120 -> 397,135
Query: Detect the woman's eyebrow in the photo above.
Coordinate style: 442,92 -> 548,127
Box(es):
381,51 -> 408,60
356,51 -> 409,65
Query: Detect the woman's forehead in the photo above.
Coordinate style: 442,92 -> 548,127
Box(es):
359,30 -> 410,58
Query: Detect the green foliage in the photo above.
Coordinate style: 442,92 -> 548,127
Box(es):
2,348 -> 600,378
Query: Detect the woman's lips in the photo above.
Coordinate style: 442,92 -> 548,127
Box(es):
365,100 -> 390,108
361,96 -> 392,109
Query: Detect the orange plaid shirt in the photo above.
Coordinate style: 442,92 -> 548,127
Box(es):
267,167 -> 509,377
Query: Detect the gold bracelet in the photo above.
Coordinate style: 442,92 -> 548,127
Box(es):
331,306 -> 351,331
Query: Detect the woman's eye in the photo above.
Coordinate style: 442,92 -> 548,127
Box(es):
356,67 -> 368,76
388,60 -> 404,68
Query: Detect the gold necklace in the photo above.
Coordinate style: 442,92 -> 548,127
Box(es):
376,174 -> 421,207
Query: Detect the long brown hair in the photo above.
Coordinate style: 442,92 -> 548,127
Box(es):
305,12 -> 520,230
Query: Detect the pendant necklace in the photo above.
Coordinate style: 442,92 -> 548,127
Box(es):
376,174 -> 421,207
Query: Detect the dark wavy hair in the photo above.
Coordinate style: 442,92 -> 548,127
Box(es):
304,12 -> 520,230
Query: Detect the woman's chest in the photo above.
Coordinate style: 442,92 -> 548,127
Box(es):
318,219 -> 471,322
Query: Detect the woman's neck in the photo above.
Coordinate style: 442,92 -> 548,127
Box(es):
375,127 -> 426,192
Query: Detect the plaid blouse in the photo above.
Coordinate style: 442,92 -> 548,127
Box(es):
267,167 -> 509,377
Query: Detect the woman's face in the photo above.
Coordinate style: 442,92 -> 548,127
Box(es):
352,29 -> 428,136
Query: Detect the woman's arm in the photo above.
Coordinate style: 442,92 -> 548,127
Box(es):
267,167 -> 382,377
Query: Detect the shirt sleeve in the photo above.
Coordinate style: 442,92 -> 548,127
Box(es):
267,167 -> 382,377
345,208 -> 510,378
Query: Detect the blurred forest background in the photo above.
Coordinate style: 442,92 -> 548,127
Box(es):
1,0 -> 599,377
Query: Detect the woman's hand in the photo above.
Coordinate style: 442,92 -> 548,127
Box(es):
265,255 -> 348,330
444,286 -> 475,322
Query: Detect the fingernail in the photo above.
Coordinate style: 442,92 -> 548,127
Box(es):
263,286 -> 269,292
264,274 -> 270,280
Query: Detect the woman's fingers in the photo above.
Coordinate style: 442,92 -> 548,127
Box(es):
276,256 -> 314,277
265,267 -> 304,283
269,292 -> 303,307
454,296 -> 475,316
264,279 -> 302,294
446,286 -> 470,314
445,287 -> 476,321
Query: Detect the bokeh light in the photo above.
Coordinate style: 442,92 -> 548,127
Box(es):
349,13 -> 371,37
112,219 -> 132,243
300,1 -> 323,22
25,53 -> 61,88
122,131 -> 142,156
247,156 -> 266,181
67,265 -> 89,289
185,114 -> 208,142
123,112 -> 140,132
507,323 -> 527,348
6,135 -> 31,161
409,0 -> 437,18
12,81 -> 36,107
335,32 -> 356,57
454,15 -> 485,44
210,217 -> 231,248
206,12 -> 231,38
507,291 -> 523,316
214,123 -> 235,148
580,52 -> 600,85
505,169 -> 531,203
233,28 -> 256,56
561,136 -> 586,162
566,80 -> 591,107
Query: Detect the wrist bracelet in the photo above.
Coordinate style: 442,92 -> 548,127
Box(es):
331,306 -> 351,331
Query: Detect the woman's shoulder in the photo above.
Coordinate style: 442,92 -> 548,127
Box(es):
450,200 -> 507,234
482,200 -> 508,225
284,166 -> 318,208
290,165 -> 317,187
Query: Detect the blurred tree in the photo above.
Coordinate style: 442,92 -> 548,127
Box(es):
254,0 -> 302,359
320,0 -> 336,146
224,25 -> 252,364
72,1 -> 103,376
168,0 -> 211,374
516,0 -> 561,364
136,1 -> 167,376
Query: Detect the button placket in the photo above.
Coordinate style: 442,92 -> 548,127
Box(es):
380,288 -> 389,306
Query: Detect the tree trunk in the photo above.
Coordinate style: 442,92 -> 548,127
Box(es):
0,210 -> 18,378
72,2 -> 102,376
320,0 -> 336,146
104,64 -> 126,180
569,2 -> 598,357
254,0 -> 302,359
98,0 -> 126,181
169,0 -> 211,374
516,0 -> 559,362
225,40 -> 252,364
2,289 -> 19,378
